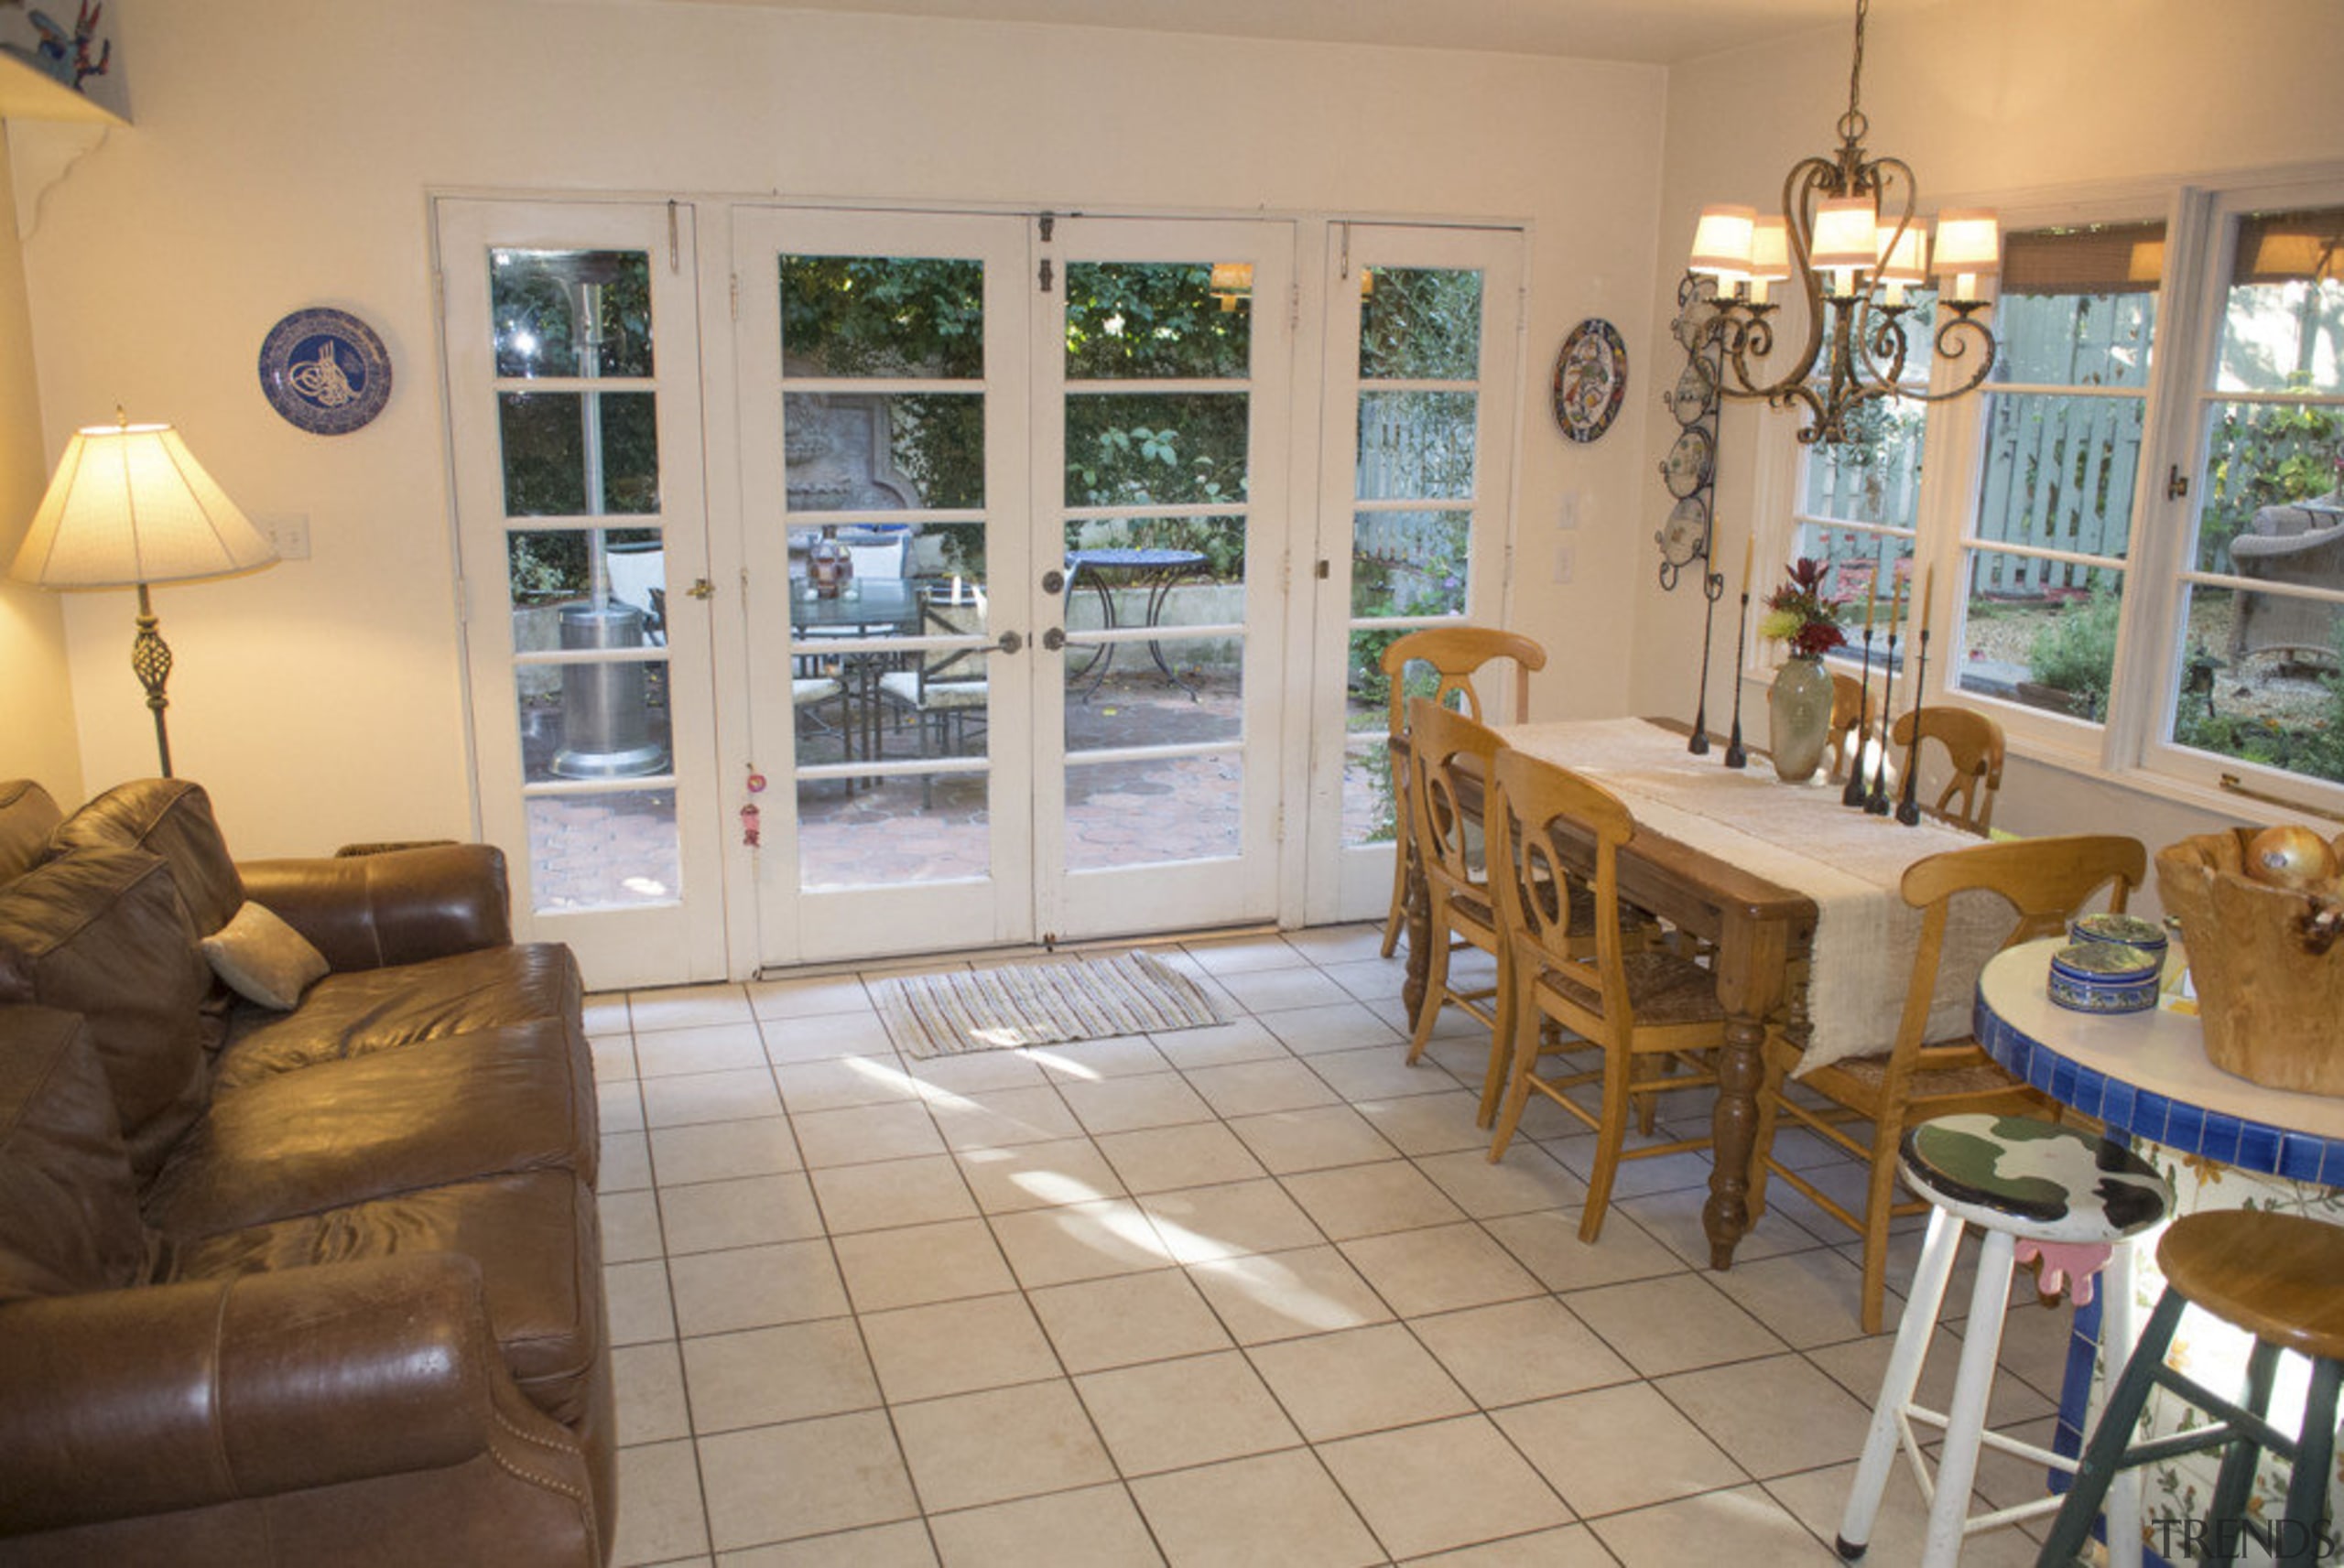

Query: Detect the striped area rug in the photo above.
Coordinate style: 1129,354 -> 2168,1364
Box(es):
874,952 -> 1223,1058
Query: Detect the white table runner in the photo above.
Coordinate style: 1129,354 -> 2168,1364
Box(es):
1498,718 -> 2009,1072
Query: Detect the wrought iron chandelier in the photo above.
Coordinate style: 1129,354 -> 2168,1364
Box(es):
1687,0 -> 2002,445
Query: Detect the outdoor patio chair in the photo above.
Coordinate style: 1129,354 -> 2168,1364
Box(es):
2228,495 -> 2344,668
877,599 -> 989,805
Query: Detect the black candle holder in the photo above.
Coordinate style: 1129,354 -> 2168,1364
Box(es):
1895,627 -> 1933,826
1864,625 -> 1898,815
1688,568 -> 1725,755
1724,588 -> 1752,768
1841,625 -> 1876,808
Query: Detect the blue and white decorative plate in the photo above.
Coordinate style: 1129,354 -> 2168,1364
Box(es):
1554,318 -> 1627,444
257,308 -> 392,435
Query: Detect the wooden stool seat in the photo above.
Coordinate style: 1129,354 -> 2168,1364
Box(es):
1900,1114 -> 2169,1245
2156,1208 -> 2344,1363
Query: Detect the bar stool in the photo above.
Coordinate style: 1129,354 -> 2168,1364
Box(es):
2035,1209 -> 2344,1568
1836,1114 -> 2173,1568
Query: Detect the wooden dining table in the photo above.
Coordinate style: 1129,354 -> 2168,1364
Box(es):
1399,714 -> 1993,1271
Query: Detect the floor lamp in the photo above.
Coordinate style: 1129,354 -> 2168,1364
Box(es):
8,416 -> 278,777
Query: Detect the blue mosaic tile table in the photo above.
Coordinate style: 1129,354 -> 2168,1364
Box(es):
1975,937 -> 2344,1563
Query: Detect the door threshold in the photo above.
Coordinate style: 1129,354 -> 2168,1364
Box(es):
751,920 -> 1284,983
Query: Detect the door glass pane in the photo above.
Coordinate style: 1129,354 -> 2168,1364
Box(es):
1066,754 -> 1242,871
2215,208 -> 2342,396
784,392 -> 984,512
1066,393 -> 1248,505
1952,548 -> 2123,719
517,655 -> 671,784
1359,267 -> 1483,380
1356,392 -> 1477,500
507,527 -> 666,651
1064,263 -> 1249,379
1064,636 -> 1243,751
526,790 -> 678,910
781,255 -> 985,379
1799,403 -> 1926,527
1789,523 -> 1904,613
2167,583 -> 2344,786
499,391 -> 658,515
491,250 -> 654,379
1351,510 -> 1468,618
2193,398 -> 2343,574
798,773 -> 993,890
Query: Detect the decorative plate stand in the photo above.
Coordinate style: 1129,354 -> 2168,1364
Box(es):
1553,318 -> 1627,445
1655,275 -> 1724,592
258,308 -> 393,436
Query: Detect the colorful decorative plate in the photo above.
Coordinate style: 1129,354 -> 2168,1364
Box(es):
1553,318 -> 1628,444
258,308 -> 392,435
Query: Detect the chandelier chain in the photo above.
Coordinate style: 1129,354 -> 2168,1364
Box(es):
1839,0 -> 1871,146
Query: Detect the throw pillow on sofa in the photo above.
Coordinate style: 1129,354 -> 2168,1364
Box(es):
202,903 -> 330,1011
0,846 -> 212,1178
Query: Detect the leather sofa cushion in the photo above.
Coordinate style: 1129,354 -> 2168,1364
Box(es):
0,780 -> 63,885
0,1006 -> 151,1303
52,780 -> 244,939
213,944 -> 584,1091
168,1168 -> 603,1429
0,847 -> 211,1179
145,1019 -> 596,1237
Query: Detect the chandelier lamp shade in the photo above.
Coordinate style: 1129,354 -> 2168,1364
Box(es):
8,415 -> 278,777
1685,0 -> 2001,445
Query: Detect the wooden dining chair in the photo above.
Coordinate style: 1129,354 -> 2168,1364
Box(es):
1484,748 -> 1724,1242
1827,671 -> 1871,784
1377,626 -> 1547,959
1888,707 -> 2006,834
1748,833 -> 2146,1334
1400,698 -> 1513,1089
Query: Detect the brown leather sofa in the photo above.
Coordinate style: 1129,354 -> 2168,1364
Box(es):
0,777 -> 613,1565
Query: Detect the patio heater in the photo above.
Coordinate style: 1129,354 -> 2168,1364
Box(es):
551,255 -> 668,780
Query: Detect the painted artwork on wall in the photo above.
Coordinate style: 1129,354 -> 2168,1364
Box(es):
0,1 -> 126,118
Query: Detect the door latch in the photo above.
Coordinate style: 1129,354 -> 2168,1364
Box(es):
996,630 -> 1025,654
2165,465 -> 2191,501
1042,627 -> 1067,652
687,578 -> 715,600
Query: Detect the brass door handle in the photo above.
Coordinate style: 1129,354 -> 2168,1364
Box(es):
1043,627 -> 1067,652
686,579 -> 715,600
996,631 -> 1025,654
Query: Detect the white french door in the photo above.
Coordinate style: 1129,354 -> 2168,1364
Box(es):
438,199 -> 728,988
1301,223 -> 1527,925
733,210 -> 1295,967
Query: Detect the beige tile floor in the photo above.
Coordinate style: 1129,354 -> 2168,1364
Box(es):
591,925 -> 2084,1567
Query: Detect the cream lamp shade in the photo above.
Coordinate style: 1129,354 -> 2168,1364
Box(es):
1931,210 -> 2002,300
1810,196 -> 1881,277
1688,205 -> 1757,280
8,418 -> 277,778
1746,216 -> 1792,303
10,421 -> 275,589
1875,222 -> 1929,304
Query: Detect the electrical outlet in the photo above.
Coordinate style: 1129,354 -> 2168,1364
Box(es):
1553,542 -> 1577,584
261,514 -> 310,561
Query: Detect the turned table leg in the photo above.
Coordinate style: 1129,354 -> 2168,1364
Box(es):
1703,1008 -> 1766,1271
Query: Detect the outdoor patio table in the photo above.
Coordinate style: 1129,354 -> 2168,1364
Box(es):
1973,938 -> 2344,1564
791,577 -> 925,773
1064,547 -> 1210,700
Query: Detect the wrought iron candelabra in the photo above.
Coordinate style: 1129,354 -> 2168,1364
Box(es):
1841,625 -> 1875,807
1688,568 -> 1725,755
1895,625 -> 1932,826
1724,586 -> 1752,769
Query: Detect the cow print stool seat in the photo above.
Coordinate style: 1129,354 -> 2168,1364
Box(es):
1835,1115 -> 2173,1568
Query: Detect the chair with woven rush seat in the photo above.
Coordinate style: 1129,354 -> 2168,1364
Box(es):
2036,1208 -> 2344,1568
1376,626 -> 1546,959
1483,748 -> 1722,1241
1399,698 -> 1513,1112
1748,833 -> 2146,1335
1835,1114 -> 2173,1568
1889,707 -> 2006,835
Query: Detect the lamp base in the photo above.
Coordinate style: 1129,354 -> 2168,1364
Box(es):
132,581 -> 174,778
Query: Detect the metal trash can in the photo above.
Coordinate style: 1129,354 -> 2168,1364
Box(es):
551,601 -> 669,778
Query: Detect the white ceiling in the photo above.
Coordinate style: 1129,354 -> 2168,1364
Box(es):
646,0 -> 1941,66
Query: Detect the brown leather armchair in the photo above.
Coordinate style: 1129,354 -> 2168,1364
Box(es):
0,780 -> 613,1566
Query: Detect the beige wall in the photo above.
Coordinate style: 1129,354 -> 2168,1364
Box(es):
12,0 -> 1664,855
0,124 -> 81,804
1638,0 -> 2344,864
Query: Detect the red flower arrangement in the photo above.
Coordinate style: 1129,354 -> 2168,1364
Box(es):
1757,557 -> 1849,658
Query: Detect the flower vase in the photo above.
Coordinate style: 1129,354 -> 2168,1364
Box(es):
1767,654 -> 1834,784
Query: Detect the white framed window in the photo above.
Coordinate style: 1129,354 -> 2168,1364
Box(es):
1757,168 -> 2344,820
